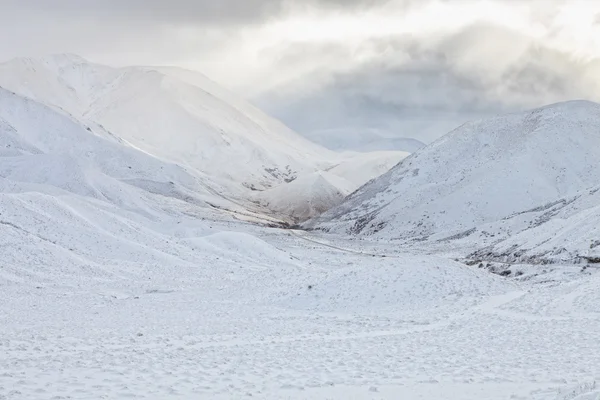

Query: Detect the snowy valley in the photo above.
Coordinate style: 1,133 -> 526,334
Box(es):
1,55 -> 600,400
0,55 -> 408,223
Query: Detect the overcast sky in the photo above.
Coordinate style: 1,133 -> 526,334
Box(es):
1,0 -> 600,145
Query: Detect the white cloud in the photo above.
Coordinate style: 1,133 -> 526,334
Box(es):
0,0 -> 599,143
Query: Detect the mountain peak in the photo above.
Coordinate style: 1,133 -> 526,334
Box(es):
41,53 -> 89,63
3,53 -> 91,68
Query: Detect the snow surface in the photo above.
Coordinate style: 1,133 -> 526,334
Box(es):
0,54 -> 407,222
2,194 -> 600,399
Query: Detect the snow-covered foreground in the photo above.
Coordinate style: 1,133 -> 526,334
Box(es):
1,199 -> 599,399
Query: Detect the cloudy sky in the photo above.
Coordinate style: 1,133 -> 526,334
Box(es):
1,0 -> 600,147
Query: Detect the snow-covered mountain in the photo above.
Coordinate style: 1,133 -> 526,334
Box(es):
301,127 -> 426,153
0,87 -> 259,219
0,54 -> 328,189
0,54 -> 408,221
308,100 -> 600,262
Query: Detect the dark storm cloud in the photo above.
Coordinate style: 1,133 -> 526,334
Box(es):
254,23 -> 600,142
2,0 -> 394,25
0,0 -> 396,64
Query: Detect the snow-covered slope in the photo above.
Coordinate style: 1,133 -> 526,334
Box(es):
0,55 -> 328,190
465,184 -> 600,264
0,87 -> 255,219
308,101 -> 600,260
3,185 -> 599,399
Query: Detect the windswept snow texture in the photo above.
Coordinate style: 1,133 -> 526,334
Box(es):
464,184 -> 600,265
2,199 -> 600,399
0,54 -> 407,222
309,101 -> 600,261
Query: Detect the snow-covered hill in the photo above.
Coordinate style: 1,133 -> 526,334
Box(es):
308,101 -> 600,262
0,87 -> 260,219
0,55 -> 328,190
465,184 -> 600,265
0,55 -> 412,222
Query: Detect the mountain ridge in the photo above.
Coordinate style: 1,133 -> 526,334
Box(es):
0,54 -> 410,222
307,100 -> 600,261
